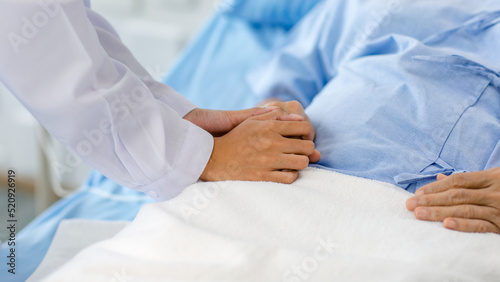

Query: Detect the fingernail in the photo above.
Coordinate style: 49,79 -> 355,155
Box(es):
416,208 -> 428,218
259,106 -> 279,110
436,173 -> 446,180
407,199 -> 417,210
289,113 -> 304,120
446,219 -> 457,229
415,189 -> 425,196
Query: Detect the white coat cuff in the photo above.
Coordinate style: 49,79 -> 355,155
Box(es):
153,82 -> 198,118
139,122 -> 214,201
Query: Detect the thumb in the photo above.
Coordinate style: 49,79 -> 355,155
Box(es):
309,150 -> 321,163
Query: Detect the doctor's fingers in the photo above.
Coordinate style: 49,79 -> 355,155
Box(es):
224,106 -> 281,126
249,108 -> 304,122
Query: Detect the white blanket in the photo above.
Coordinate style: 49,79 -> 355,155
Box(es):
44,168 -> 500,281
28,220 -> 129,281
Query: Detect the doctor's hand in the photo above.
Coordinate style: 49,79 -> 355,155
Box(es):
406,168 -> 500,234
200,109 -> 318,184
184,107 -> 280,137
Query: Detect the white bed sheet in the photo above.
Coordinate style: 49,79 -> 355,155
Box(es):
43,168 -> 500,281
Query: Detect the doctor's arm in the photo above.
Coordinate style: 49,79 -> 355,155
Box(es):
0,0 -> 315,201
0,0 -> 214,201
85,6 -> 279,137
86,1 -> 322,170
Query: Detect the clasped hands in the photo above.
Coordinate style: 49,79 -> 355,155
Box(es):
184,100 -> 320,184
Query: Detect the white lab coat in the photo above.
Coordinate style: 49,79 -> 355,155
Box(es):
0,0 -> 214,201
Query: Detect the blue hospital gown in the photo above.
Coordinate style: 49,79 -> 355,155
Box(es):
248,0 -> 500,193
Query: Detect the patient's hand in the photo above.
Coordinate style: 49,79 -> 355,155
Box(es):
200,109 -> 317,184
260,100 -> 316,141
259,100 -> 321,163
406,168 -> 500,234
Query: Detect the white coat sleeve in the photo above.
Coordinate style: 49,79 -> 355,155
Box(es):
0,0 -> 214,201
84,2 -> 196,117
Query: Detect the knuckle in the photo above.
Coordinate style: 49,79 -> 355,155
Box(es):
262,154 -> 276,166
430,208 -> 442,220
271,120 -> 286,133
256,170 -> 269,181
416,195 -> 429,206
290,100 -> 301,106
254,137 -> 273,152
288,100 -> 301,108
448,189 -> 466,204
464,205 -> 476,219
477,222 -> 490,233
457,220 -> 469,231
492,210 -> 500,226
297,156 -> 310,170
262,119 -> 275,129
257,171 -> 273,182
298,123 -> 312,137
415,207 -> 428,219
452,219 -> 463,230
304,140 -> 315,153
304,122 -> 312,133
283,171 -> 299,184
276,108 -> 288,116
490,168 -> 500,179
492,191 -> 500,206
450,173 -> 468,188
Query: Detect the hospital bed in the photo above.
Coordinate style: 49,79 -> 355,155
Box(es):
4,1 -> 500,281
0,3 -> 296,281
